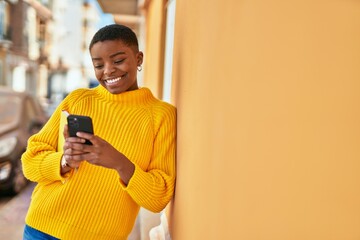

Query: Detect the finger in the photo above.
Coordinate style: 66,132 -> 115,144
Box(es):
64,142 -> 88,154
63,139 -> 85,152
76,132 -> 96,144
70,162 -> 81,168
66,137 -> 86,144
64,155 -> 82,168
65,148 -> 86,155
66,142 -> 92,152
63,124 -> 69,139
66,152 -> 94,162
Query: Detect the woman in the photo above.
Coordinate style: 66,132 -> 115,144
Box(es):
21,24 -> 176,240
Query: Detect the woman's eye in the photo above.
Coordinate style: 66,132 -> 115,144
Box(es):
94,65 -> 103,69
114,59 -> 125,64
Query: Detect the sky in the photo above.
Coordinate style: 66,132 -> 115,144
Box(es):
88,0 -> 114,28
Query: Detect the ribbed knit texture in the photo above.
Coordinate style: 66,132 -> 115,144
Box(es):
21,86 -> 176,240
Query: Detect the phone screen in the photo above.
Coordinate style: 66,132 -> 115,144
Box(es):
67,114 -> 94,145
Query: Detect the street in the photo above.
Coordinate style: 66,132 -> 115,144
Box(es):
0,183 -> 35,240
0,196 -> 11,209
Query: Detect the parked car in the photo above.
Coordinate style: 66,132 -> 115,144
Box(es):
0,87 -> 47,195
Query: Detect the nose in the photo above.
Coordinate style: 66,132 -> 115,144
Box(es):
103,63 -> 115,76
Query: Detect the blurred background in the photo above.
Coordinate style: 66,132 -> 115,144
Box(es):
0,0 -> 118,116
1,0 -> 360,240
0,0 -> 168,239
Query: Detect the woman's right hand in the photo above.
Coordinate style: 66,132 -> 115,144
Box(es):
61,124 -> 87,171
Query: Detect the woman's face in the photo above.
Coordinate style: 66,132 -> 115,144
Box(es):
90,39 -> 143,94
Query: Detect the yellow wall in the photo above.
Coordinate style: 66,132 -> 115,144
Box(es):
142,0 -> 166,98
171,0 -> 360,239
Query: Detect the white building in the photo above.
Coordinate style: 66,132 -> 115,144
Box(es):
47,0 -> 108,112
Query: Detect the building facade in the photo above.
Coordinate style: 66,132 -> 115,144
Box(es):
0,0 -> 52,99
0,0 -> 102,115
45,0 -> 101,114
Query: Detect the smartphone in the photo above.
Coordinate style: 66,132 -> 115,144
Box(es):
67,114 -> 94,145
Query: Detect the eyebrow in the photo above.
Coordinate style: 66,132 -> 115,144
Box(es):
92,51 -> 126,61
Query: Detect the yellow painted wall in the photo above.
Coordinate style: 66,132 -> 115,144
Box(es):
171,0 -> 360,239
142,0 -> 166,98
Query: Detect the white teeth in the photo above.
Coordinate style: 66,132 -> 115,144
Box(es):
105,77 -> 121,84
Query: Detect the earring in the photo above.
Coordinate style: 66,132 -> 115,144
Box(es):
137,65 -> 142,72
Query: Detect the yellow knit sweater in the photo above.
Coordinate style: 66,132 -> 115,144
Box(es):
21,86 -> 176,240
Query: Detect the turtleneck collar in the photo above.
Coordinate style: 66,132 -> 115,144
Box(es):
94,85 -> 155,105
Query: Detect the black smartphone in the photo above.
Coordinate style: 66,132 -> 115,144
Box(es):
67,114 -> 94,145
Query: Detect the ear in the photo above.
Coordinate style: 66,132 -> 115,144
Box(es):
137,51 -> 144,66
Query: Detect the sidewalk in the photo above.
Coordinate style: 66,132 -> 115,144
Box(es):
0,182 -> 35,240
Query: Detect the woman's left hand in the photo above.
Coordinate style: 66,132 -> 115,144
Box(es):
66,132 -> 135,184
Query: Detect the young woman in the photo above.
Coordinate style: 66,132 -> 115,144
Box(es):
21,24 -> 176,240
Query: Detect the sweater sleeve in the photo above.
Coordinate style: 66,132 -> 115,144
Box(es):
21,104 -> 69,184
120,105 -> 176,213
20,90 -> 85,184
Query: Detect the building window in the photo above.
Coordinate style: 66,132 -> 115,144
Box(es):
0,1 -> 9,39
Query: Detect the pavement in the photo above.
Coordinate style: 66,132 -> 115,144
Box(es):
0,182 -> 35,240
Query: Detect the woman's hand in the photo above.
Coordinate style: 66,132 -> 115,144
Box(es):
60,124 -> 84,175
62,125 -> 135,184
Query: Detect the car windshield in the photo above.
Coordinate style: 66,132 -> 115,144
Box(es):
0,95 -> 21,124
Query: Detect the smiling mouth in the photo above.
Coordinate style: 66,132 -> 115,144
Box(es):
105,77 -> 122,84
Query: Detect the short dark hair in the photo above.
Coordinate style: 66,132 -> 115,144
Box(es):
89,24 -> 139,51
